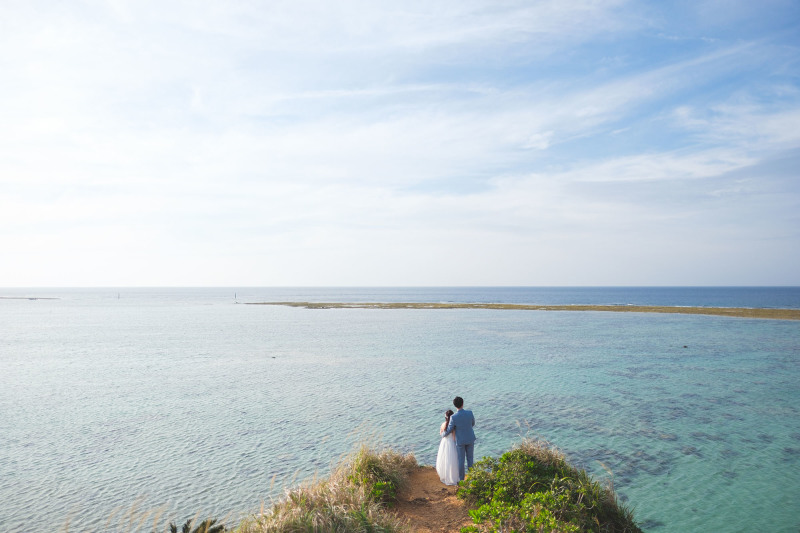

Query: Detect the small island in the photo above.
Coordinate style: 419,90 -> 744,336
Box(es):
248,301 -> 800,321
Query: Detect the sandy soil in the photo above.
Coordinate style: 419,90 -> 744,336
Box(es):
393,466 -> 474,533
251,301 -> 800,321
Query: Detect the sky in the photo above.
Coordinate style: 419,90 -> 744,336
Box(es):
1,0 -> 799,286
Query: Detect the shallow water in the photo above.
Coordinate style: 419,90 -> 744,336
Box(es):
1,288 -> 798,532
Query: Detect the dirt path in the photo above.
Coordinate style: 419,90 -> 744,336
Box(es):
393,466 -> 474,532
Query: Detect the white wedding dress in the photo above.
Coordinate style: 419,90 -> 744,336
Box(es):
436,430 -> 460,485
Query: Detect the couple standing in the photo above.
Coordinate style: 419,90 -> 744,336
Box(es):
435,396 -> 476,485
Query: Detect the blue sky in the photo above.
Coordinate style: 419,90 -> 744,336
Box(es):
1,1 -> 799,286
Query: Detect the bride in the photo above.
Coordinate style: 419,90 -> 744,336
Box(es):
435,409 -> 459,485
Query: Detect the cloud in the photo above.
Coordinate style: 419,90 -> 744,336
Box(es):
1,0 -> 799,285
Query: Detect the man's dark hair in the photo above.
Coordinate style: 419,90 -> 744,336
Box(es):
453,396 -> 464,409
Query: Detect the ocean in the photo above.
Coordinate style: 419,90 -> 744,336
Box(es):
1,287 -> 798,532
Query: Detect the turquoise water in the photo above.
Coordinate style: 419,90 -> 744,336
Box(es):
1,288 -> 799,531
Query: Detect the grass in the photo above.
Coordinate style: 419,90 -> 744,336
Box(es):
57,445 -> 416,533
61,439 -> 641,532
60,504 -> 232,533
457,438 -> 642,533
236,444 -> 417,533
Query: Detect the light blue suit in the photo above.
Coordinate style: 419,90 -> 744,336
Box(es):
443,408 -> 476,480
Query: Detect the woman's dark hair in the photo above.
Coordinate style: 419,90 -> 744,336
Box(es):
444,409 -> 454,428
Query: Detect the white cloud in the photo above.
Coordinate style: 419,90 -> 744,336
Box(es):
0,0 -> 798,285
674,103 -> 800,150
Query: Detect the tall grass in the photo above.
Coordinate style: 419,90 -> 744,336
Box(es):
60,438 -> 641,533
58,445 -> 415,533
59,502 -> 229,533
237,444 -> 417,533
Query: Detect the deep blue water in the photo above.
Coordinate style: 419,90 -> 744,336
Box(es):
0,287 -> 798,532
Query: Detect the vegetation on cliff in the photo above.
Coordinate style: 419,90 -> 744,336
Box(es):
99,440 -> 639,532
457,439 -> 641,533
237,445 -> 417,533
236,439 -> 639,533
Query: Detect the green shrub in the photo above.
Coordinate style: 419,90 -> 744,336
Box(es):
458,439 -> 641,533
167,518 -> 226,533
337,445 -> 417,505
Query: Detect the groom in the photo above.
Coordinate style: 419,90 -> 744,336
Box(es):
443,396 -> 476,480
